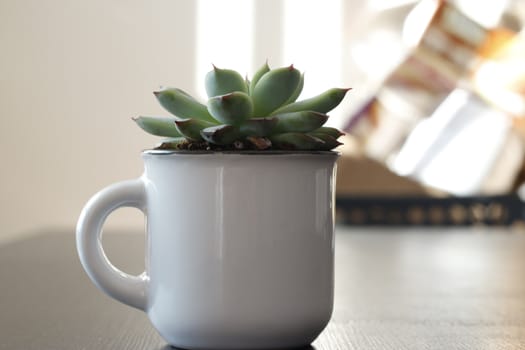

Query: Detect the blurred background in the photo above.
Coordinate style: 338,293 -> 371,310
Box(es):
1,0 -> 525,242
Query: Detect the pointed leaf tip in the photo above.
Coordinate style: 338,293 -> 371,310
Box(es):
154,88 -> 216,123
205,66 -> 248,97
134,116 -> 182,137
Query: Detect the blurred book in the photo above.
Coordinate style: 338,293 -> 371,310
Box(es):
343,0 -> 525,196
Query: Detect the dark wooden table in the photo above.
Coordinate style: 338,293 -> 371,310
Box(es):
1,227 -> 525,349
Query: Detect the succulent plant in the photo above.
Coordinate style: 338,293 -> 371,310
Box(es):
134,63 -> 349,151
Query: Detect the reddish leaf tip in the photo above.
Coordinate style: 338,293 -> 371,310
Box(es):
221,92 -> 235,101
174,118 -> 191,126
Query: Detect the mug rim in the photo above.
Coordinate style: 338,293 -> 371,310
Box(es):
142,149 -> 341,157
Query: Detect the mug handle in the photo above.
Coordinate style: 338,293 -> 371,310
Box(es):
76,178 -> 147,311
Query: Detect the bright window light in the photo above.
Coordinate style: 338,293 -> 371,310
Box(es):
370,0 -> 419,11
393,89 -> 511,196
196,0 -> 254,98
402,0 -> 440,48
282,0 -> 343,101
453,0 -> 510,28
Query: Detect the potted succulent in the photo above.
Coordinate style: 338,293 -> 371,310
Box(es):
76,63 -> 349,349
134,62 -> 347,151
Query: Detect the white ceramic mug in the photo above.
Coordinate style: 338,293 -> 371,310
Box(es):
76,150 -> 338,349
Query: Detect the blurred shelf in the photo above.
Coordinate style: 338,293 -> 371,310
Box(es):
336,194 -> 524,226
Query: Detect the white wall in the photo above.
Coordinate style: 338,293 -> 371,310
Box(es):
0,0 -> 198,241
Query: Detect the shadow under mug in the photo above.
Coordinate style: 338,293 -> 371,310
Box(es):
76,150 -> 338,349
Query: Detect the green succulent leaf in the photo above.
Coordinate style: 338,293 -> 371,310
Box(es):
154,88 -> 217,123
133,116 -> 182,137
251,65 -> 301,117
140,63 -> 347,151
284,72 -> 304,105
272,88 -> 351,115
174,119 -> 216,142
205,66 -> 248,97
201,125 -> 243,145
270,133 -> 325,150
245,75 -> 251,95
207,92 -> 253,125
239,117 -> 278,137
249,61 -> 270,93
311,126 -> 345,139
272,111 -> 328,134
307,133 -> 342,150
